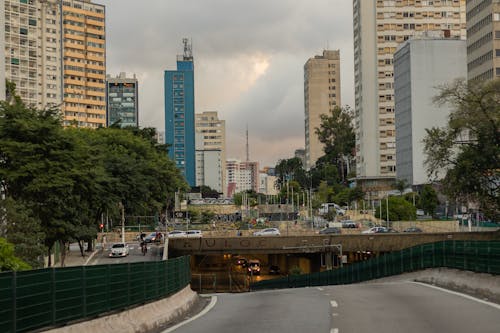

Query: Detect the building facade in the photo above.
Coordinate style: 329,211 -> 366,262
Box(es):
466,0 -> 500,81
106,72 -> 139,127
394,37 -> 467,186
195,111 -> 226,195
164,39 -> 196,187
304,50 -> 341,170
353,0 -> 466,182
225,159 -> 259,197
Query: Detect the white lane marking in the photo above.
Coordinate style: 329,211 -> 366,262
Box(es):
161,295 -> 218,333
412,282 -> 500,310
330,300 -> 338,307
330,329 -> 339,333
317,287 -> 324,291
332,312 -> 339,317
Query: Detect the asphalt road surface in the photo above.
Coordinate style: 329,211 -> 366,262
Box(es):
90,242 -> 164,265
169,281 -> 500,333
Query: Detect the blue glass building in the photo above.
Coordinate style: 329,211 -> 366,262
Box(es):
164,41 -> 196,186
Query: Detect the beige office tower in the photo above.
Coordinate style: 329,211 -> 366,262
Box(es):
353,0 -> 466,187
3,0 -> 62,108
195,111 -> 226,196
62,0 -> 106,128
304,50 -> 341,170
466,0 -> 500,81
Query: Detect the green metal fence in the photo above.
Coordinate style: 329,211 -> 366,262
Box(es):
251,240 -> 500,291
0,256 -> 191,333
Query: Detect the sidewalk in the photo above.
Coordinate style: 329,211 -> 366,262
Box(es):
57,243 -> 102,267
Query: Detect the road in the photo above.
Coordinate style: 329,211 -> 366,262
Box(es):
169,281 -> 500,333
90,242 -> 164,265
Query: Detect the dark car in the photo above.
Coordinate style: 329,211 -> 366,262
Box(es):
404,227 -> 423,233
341,220 -> 358,228
319,227 -> 341,235
269,265 -> 281,275
234,257 -> 248,267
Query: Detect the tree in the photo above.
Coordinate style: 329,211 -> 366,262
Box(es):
275,157 -> 305,189
419,184 -> 438,216
315,106 -> 355,183
375,196 -> 416,221
0,237 -> 31,271
423,79 -> 499,221
395,179 -> 409,195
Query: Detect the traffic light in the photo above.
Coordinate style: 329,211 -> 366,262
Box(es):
99,223 -> 104,230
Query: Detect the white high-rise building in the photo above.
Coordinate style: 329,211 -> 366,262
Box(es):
394,37 -> 467,186
353,0 -> 466,193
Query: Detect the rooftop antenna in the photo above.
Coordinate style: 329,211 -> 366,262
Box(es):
182,38 -> 193,60
246,124 -> 250,162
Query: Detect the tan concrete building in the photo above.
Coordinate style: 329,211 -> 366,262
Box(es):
304,50 -> 341,170
353,0 -> 466,185
62,0 -> 106,128
195,111 -> 226,195
466,0 -> 500,81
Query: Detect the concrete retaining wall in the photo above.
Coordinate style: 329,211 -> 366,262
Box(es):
44,286 -> 198,333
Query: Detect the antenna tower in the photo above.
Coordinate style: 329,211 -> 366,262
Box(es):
246,124 -> 250,162
182,38 -> 193,59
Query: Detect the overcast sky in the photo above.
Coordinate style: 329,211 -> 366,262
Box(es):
100,0 -> 354,167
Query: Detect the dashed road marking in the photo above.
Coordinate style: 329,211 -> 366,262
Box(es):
332,312 -> 339,317
330,329 -> 339,333
317,287 -> 324,291
330,300 -> 338,307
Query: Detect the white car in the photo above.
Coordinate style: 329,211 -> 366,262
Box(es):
167,230 -> 187,238
362,226 -> 388,234
109,243 -> 129,257
186,230 -> 203,238
253,228 -> 281,236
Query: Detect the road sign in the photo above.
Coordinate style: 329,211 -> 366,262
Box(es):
174,211 -> 187,219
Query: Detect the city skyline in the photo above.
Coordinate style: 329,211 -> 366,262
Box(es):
99,0 -> 355,167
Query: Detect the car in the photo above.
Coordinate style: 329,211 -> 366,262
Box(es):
234,256 -> 248,267
269,265 -> 281,275
319,227 -> 341,235
404,227 -> 423,233
109,243 -> 129,257
144,232 -> 160,243
362,226 -> 389,234
253,228 -> 281,236
247,259 -> 261,275
167,230 -> 187,238
186,230 -> 203,238
341,220 -> 358,228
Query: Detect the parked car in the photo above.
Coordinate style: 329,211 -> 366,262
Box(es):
319,227 -> 341,235
186,230 -> 203,238
362,226 -> 389,234
269,265 -> 281,275
341,220 -> 358,228
253,228 -> 281,236
109,243 -> 129,257
404,227 -> 423,233
168,230 -> 187,238
247,259 -> 261,275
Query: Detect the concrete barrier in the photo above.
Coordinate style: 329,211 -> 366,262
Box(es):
44,286 -> 198,333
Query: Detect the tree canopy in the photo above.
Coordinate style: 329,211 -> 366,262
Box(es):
423,78 -> 499,220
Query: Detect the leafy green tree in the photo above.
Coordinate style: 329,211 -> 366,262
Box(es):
0,198 -> 45,268
275,157 -> 305,189
0,237 -> 31,271
419,185 -> 438,216
375,196 -> 416,221
315,106 -> 355,183
190,185 -> 220,198
395,179 -> 409,195
423,78 -> 499,221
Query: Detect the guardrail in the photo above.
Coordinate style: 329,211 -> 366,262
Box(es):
251,240 -> 500,290
0,256 -> 191,333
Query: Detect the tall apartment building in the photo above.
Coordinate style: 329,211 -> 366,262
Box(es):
466,0 -> 500,81
394,37 -> 466,186
195,111 -> 226,195
304,50 -> 341,170
353,0 -> 466,191
62,0 -> 106,128
165,39 -> 196,187
1,0 -> 106,128
225,159 -> 259,197
106,72 -> 139,127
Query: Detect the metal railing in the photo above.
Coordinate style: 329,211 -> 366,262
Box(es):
251,240 -> 500,290
0,256 -> 191,333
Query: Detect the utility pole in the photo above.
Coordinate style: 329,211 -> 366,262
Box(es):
119,202 -> 125,243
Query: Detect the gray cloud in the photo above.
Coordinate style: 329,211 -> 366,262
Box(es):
100,0 -> 354,167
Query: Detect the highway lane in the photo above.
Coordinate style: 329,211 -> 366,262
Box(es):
170,281 -> 500,333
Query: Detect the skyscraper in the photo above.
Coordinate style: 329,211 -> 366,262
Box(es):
106,72 -> 139,127
466,0 -> 500,81
195,111 -> 226,195
353,0 -> 466,190
304,50 -> 341,170
165,39 -> 196,187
